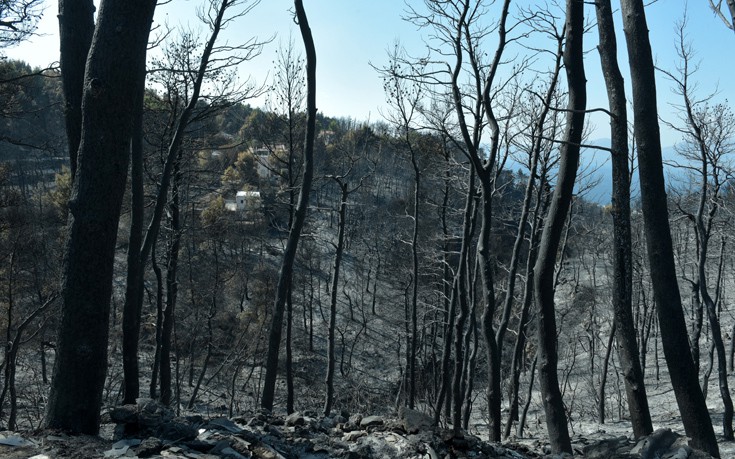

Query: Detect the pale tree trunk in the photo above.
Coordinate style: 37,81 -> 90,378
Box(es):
532,0 -> 585,453
620,0 -> 719,455
408,144 -> 420,410
160,156 -> 183,406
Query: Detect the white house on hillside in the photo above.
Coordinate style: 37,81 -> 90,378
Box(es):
236,190 -> 261,211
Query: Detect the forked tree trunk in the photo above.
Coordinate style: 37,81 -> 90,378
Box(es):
435,174 -> 476,426
57,0 -> 94,179
47,0 -> 157,434
620,0 -> 719,455
595,0 -> 652,438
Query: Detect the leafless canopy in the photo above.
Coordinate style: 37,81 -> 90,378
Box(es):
0,0 -> 43,50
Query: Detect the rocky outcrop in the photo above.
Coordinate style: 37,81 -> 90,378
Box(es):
102,405 -> 535,458
0,407 -> 722,459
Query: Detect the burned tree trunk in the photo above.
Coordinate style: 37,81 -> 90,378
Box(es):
532,0 -> 586,453
620,0 -> 720,455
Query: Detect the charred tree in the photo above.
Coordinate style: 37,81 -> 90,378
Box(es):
595,0 -> 653,438
261,0 -> 316,411
57,0 -> 94,179
620,0 -> 720,455
532,0 -> 586,453
46,0 -> 157,434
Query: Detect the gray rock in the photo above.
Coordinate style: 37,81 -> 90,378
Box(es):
343,431 -> 367,442
136,437 -> 163,458
219,446 -> 249,459
637,429 -> 679,459
398,407 -> 433,434
252,442 -> 286,459
157,417 -> 198,441
582,436 -> 633,459
359,416 -> 384,429
285,412 -> 306,427
207,417 -> 244,434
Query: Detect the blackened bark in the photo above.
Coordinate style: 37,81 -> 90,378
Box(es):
46,0 -> 156,434
701,277 -> 734,439
433,151 -> 456,425
495,27 -> 562,359
150,240 -> 163,398
122,0 -> 234,404
286,289 -> 294,414
324,181 -> 347,416
693,137 -> 733,440
595,0 -> 652,438
57,0 -> 94,179
620,0 -> 719,455
518,354 -> 537,438
409,144 -> 420,410
690,281 -> 703,373
261,0 -> 316,411
121,67 -> 146,404
477,0 -> 511,441
450,174 -> 478,434
504,185 -> 547,439
532,0 -> 585,453
503,37 -> 561,438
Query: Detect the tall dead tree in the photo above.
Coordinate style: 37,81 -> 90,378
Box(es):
620,0 -> 720,455
398,0 -> 520,438
594,0 -> 652,439
46,0 -> 157,434
57,0 -> 94,180
660,18 -> 735,439
121,0 -> 265,405
261,0 -> 316,411
532,0 -> 585,453
503,27 -> 564,436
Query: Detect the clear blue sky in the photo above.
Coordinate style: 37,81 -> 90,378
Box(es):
6,0 -> 735,147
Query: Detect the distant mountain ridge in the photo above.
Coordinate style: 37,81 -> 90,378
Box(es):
503,138 -> 681,205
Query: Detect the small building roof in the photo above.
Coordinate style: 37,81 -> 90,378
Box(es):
236,191 -> 261,198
